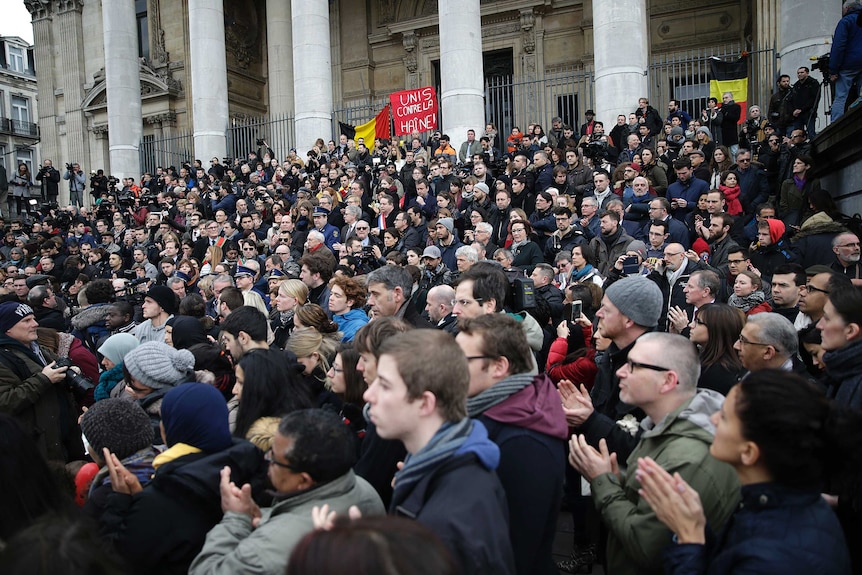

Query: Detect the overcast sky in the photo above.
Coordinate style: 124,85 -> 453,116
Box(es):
0,2 -> 34,44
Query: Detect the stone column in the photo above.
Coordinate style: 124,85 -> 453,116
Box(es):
26,2 -> 60,176
266,0 -> 294,157
291,0 -> 332,155
438,0 -> 485,155
188,0 -> 229,162
779,0 -> 840,133
102,0 -> 142,182
592,0 -> 649,130
57,0 -> 90,190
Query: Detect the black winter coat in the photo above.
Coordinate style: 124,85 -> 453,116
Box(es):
391,452 -> 516,575
99,440 -> 266,575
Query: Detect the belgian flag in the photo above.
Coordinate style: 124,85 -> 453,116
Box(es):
709,55 -> 748,125
339,104 -> 391,144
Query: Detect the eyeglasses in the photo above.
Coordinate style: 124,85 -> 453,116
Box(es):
664,252 -> 683,257
837,242 -> 861,248
265,448 -> 295,470
802,283 -> 830,295
737,334 -> 777,350
356,226 -> 369,231
512,228 -> 526,233
625,359 -> 670,373
125,380 -> 150,394
727,259 -> 747,264
737,158 -> 751,163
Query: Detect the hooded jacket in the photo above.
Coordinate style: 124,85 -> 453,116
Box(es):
790,212 -> 848,269
99,439 -> 266,575
591,390 -> 740,575
750,219 -> 795,282
390,421 -> 516,575
472,373 -> 568,575
823,337 -> 862,410
333,308 -> 369,343
830,7 -> 862,72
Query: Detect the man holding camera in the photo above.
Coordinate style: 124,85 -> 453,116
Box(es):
0,301 -> 83,462
35,159 -> 61,205
62,162 -> 86,209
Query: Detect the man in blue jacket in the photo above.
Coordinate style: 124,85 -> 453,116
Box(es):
830,1 -> 862,121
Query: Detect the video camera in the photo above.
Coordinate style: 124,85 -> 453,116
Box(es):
811,53 -> 830,74
579,140 -> 608,161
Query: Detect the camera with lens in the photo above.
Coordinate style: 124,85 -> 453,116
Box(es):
54,357 -> 95,394
811,53 -> 830,73
65,163 -> 74,171
579,140 -> 608,160
256,138 -> 265,146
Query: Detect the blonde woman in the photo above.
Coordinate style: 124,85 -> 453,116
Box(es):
271,278 -> 308,348
285,326 -> 341,410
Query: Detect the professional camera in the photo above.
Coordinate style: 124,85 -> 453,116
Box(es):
65,163 -> 74,171
504,274 -> 535,310
256,138 -> 265,146
54,357 -> 95,394
811,53 -> 830,73
579,140 -> 608,161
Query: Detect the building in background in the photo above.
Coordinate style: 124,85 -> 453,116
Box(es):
21,0 -> 837,204
0,35 -> 39,176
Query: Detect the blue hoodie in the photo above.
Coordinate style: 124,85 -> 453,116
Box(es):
334,308 -> 370,342
830,7 -> 862,72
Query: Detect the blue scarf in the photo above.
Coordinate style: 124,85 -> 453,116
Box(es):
570,264 -> 596,282
94,363 -> 125,402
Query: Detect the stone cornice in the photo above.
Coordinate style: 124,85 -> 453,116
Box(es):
386,0 -> 547,35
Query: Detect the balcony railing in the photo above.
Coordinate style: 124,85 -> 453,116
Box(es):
0,117 -> 40,139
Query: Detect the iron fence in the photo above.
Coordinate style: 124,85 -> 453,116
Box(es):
139,130 -> 193,174
227,113 -> 295,163
138,45 -> 776,169
485,66 -> 596,140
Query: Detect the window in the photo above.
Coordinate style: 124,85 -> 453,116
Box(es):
136,0 -> 149,60
0,145 -> 6,170
11,96 -> 30,124
16,148 -> 33,175
7,45 -> 24,73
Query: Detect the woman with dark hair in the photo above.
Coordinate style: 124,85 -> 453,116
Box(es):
569,244 -> 604,287
687,303 -> 745,395
708,145 -> 733,189
639,147 -> 668,196
638,370 -> 857,574
327,344 -> 367,450
294,303 -> 341,339
699,97 -> 724,143
0,414 -> 76,543
288,515 -> 458,575
232,349 -> 312,451
546,312 -> 598,387
509,219 -> 544,272
779,155 -> 821,227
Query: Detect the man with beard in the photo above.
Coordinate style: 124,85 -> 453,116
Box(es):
830,232 -> 862,285
589,210 -> 635,276
544,207 -> 586,263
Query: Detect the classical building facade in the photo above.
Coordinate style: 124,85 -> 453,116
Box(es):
0,36 -> 39,175
22,0 -> 839,202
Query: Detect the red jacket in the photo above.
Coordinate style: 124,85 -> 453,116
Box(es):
546,325 -> 598,389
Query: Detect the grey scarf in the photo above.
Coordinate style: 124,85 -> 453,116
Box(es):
393,418 -> 473,495
728,290 -> 766,312
466,372 -> 534,416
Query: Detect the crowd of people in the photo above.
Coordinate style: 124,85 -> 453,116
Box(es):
1,62 -> 862,575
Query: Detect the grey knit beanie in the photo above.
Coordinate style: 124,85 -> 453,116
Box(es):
123,341 -> 195,390
81,399 -> 154,460
604,276 -> 663,328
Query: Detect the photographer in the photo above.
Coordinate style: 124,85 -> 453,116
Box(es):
62,162 -> 86,209
35,160 -> 61,205
0,301 -> 84,462
90,169 -> 110,199
738,105 -> 768,154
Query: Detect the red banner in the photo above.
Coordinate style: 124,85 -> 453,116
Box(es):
390,87 -> 438,136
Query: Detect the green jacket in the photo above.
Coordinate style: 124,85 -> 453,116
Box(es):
590,389 -> 740,575
189,470 -> 384,575
0,340 -> 82,462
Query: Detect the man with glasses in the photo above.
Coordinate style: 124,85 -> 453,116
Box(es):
456,314 -> 567,575
732,149 -> 769,215
544,206 -> 586,264
646,243 -> 704,332
193,219 -> 225,261
567,332 -> 739,575
28,284 -> 66,331
561,276 -> 663,461
796,270 -> 841,331
190,409 -> 384,575
831,232 -> 862,285
734,312 -> 800,373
